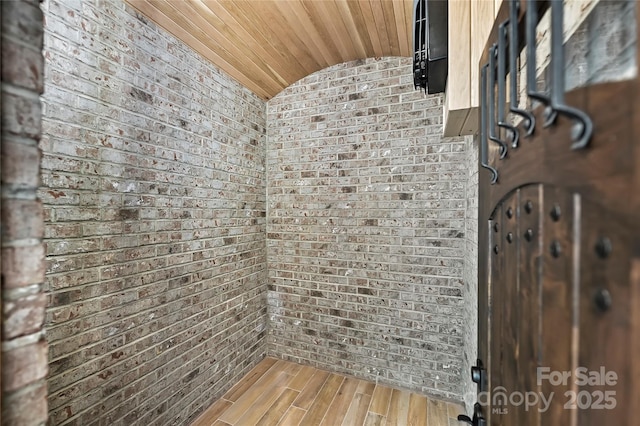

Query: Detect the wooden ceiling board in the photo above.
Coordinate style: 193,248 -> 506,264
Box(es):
233,0 -> 322,75
393,0 -> 413,56
215,1 -> 311,82
321,0 -> 364,60
369,0 -> 392,56
129,0 -> 273,99
197,0 -> 295,86
380,0 -> 400,56
356,0 -> 385,58
271,0 -> 333,68
126,0 -> 414,100
190,0 -> 290,87
300,0 -> 353,62
343,1 -> 375,56
160,0 -> 284,94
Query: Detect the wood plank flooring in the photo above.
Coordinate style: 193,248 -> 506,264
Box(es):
192,358 -> 464,426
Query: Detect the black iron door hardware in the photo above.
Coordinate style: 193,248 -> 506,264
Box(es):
481,63 -> 499,184
525,0 -> 553,118
509,0 -> 535,137
488,44 -> 509,158
458,403 -> 487,426
471,358 -> 487,393
497,20 -> 520,148
545,0 -> 593,148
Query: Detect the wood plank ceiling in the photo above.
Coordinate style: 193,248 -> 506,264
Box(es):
126,0 -> 414,100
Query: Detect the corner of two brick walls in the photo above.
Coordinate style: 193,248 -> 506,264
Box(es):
38,1 -> 474,425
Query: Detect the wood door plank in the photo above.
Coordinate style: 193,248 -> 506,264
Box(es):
502,191 -> 521,426
277,406 -> 307,426
488,204 -> 505,426
539,188 -> 574,426
341,392 -> 372,426
629,258 -> 640,424
256,388 -> 300,426
518,185 -> 543,426
577,199 -> 632,425
191,398 -> 232,426
406,393 -> 428,426
223,357 -> 277,402
299,373 -> 345,425
368,384 -> 393,416
292,370 -> 330,410
320,377 -> 361,426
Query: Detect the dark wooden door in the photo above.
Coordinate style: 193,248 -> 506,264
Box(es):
471,1 -> 640,425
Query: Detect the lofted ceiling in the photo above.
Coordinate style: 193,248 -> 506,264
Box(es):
126,0 -> 414,100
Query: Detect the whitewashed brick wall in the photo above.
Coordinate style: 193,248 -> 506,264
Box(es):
40,1 -> 267,424
462,136 -> 478,414
266,58 -> 468,400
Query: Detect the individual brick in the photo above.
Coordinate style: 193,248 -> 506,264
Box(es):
1,380 -> 48,426
0,1 -> 44,48
1,199 -> 44,242
1,244 -> 46,289
0,140 -> 41,189
0,91 -> 41,139
2,338 -> 48,392
3,292 -> 47,339
1,40 -> 44,92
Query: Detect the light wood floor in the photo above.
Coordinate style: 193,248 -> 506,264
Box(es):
192,357 -> 464,426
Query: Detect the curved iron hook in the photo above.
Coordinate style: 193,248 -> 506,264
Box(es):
526,0 -> 555,125
509,0 -> 535,137
481,64 -> 498,184
488,44 -> 508,159
548,0 -> 593,148
497,20 -> 520,149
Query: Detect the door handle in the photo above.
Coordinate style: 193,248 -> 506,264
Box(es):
471,358 -> 487,392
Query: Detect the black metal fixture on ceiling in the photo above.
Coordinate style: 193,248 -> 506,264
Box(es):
413,0 -> 448,94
